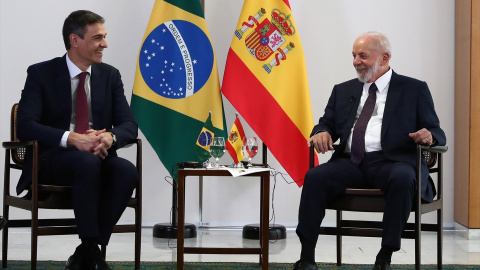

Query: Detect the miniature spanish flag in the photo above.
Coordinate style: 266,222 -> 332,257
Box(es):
226,114 -> 246,164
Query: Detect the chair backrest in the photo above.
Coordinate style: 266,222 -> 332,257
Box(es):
424,149 -> 437,168
10,103 -> 25,166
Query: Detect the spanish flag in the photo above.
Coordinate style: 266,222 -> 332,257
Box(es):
226,115 -> 246,164
131,0 -> 226,178
221,0 -> 316,186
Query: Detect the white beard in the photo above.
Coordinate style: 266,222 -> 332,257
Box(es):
356,59 -> 381,83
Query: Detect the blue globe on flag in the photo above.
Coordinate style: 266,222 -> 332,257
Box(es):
198,130 -> 213,147
139,20 -> 214,99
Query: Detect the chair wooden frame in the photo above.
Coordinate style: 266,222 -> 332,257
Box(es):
310,144 -> 447,270
2,103 -> 142,270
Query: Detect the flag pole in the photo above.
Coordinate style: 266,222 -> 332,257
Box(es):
198,12 -> 207,225
198,110 -> 211,227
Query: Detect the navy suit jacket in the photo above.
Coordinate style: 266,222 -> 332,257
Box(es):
311,71 -> 446,202
16,55 -> 138,194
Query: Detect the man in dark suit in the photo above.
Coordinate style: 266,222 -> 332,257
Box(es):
16,10 -> 138,270
293,32 -> 446,270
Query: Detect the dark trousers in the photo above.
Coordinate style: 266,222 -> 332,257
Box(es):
42,148 -> 138,245
296,151 -> 415,251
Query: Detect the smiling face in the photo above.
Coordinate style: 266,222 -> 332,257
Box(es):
68,23 -> 108,71
352,36 -> 390,83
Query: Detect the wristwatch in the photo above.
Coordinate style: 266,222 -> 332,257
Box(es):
108,131 -> 117,146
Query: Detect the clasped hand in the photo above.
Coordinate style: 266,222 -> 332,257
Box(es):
68,129 -> 113,159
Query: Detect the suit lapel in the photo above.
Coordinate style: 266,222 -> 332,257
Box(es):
348,82 -> 363,122
342,80 -> 363,143
381,71 -> 402,140
90,64 -> 104,130
56,55 -> 73,129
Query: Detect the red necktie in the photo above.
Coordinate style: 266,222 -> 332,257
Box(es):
350,83 -> 377,165
75,72 -> 89,134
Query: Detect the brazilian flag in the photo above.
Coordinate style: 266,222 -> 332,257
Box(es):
131,0 -> 227,179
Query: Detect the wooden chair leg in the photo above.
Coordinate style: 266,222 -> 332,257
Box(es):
438,208 -> 442,270
135,210 -> 141,270
336,210 -> 342,266
415,210 -> 421,270
31,214 -> 38,270
101,244 -> 107,259
2,206 -> 9,268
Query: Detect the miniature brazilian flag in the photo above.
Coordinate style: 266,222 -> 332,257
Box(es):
131,0 -> 227,179
195,112 -> 214,162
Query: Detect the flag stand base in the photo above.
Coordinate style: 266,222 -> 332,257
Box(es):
152,178 -> 197,238
242,223 -> 287,240
152,223 -> 197,238
240,144 -> 287,240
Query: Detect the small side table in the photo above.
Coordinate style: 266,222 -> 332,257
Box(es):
176,168 -> 270,270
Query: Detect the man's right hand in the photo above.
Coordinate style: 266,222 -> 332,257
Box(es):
307,131 -> 334,154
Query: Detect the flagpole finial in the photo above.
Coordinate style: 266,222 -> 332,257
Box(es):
209,111 -> 212,115
235,112 -> 239,117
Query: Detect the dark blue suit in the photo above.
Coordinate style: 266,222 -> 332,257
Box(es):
297,71 -> 446,250
16,55 -> 138,244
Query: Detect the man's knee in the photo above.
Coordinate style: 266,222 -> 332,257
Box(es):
76,152 -> 102,169
303,168 -> 330,193
105,158 -> 138,188
382,165 -> 415,194
65,152 -> 102,180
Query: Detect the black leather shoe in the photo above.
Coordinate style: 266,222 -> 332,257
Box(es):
0,216 -> 6,230
372,260 -> 392,270
64,245 -> 84,270
84,243 -> 111,270
293,260 -> 318,270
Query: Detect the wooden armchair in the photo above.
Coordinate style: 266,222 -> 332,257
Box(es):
310,144 -> 447,270
2,103 -> 142,270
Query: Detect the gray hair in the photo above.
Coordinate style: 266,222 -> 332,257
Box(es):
358,31 -> 392,57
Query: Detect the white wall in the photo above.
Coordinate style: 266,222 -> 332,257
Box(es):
0,1 -> 455,228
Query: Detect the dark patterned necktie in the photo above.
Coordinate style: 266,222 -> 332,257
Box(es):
75,72 -> 89,134
350,83 -> 377,165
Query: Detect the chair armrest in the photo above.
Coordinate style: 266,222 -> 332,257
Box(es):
419,144 -> 448,154
119,138 -> 141,149
309,144 -> 339,169
2,140 -> 34,149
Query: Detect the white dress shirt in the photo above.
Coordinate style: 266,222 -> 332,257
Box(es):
60,54 -> 92,147
345,68 -> 392,153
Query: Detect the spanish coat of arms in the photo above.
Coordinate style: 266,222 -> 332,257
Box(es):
235,8 -> 296,74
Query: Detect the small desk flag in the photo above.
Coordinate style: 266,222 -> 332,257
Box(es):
226,115 -> 246,164
196,112 -> 215,162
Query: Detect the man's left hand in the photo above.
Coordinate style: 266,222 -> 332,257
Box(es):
409,128 -> 433,145
87,129 -> 113,159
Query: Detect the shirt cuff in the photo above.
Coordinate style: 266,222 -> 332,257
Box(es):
60,131 -> 70,148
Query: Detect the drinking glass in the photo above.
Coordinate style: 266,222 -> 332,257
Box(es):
242,137 -> 258,166
210,137 -> 225,167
